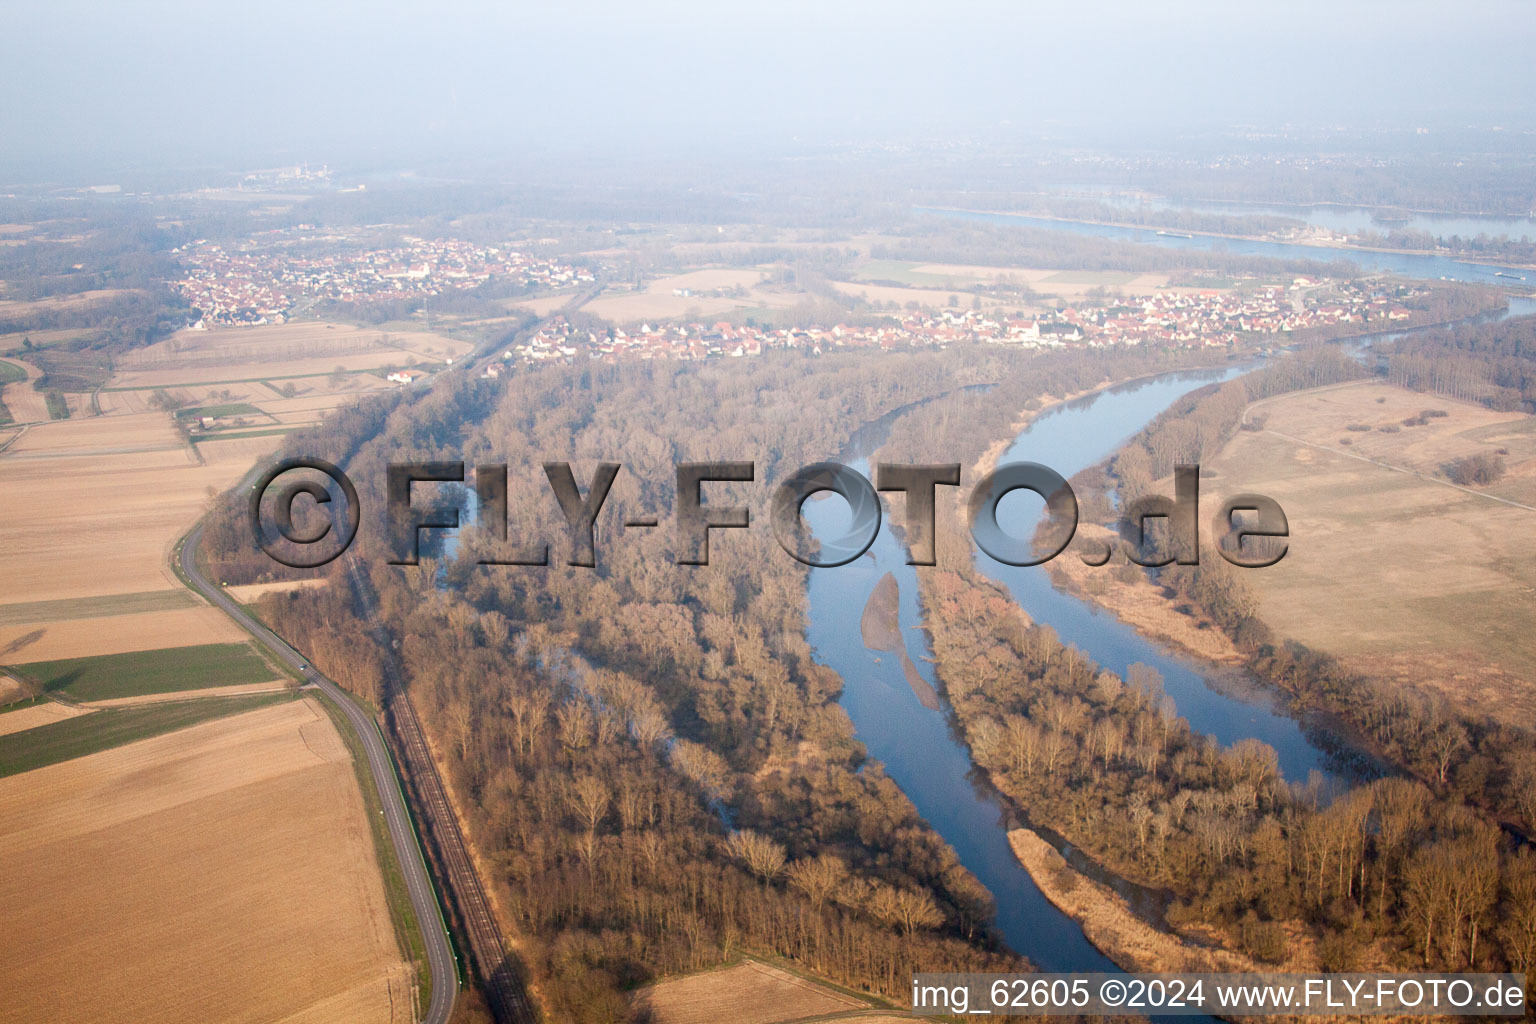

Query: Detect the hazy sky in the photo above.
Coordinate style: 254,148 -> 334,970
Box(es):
5,0 -> 1535,175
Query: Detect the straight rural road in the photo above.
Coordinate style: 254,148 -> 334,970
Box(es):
176,523 -> 461,1024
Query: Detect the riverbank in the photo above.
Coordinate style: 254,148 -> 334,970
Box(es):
1005,828 -> 1297,974
1048,524 -> 1246,668
969,368 -> 1230,482
920,205 -> 1536,276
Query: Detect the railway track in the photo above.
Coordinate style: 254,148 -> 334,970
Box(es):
343,556 -> 539,1024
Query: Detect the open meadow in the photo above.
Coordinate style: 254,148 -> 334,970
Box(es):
0,697 -> 413,1024
1202,380 -> 1536,723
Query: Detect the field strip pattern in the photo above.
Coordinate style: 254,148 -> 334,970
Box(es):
0,590 -> 198,626
0,698 -> 412,1024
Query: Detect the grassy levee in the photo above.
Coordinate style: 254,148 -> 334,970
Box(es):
0,691 -> 295,778
314,690 -> 436,1019
13,642 -> 279,701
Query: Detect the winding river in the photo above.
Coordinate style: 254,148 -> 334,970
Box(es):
804,369 -> 1287,980
1058,192 -> 1536,244
803,291 -> 1536,977
918,206 -> 1536,287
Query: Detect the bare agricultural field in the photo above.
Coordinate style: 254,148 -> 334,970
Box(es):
585,268 -> 798,323
97,379 -> 281,415
109,321 -> 472,390
0,358 -> 51,424
5,409 -> 183,455
0,702 -> 92,739
1203,381 -> 1536,723
0,419 -> 261,606
653,268 -> 770,291
196,433 -> 298,472
830,279 -> 1015,311
0,287 -> 144,320
259,391 -> 385,416
0,606 -> 251,662
881,261 -> 1174,296
0,675 -> 26,704
122,320 -> 470,367
631,959 -> 869,1024
226,578 -> 329,603
585,289 -> 743,322
839,262 -> 1180,311
0,697 -> 412,1024
113,352 -> 436,389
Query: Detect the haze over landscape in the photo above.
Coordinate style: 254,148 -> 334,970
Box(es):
5,0 -> 1536,176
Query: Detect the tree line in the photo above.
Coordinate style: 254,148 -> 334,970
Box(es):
1387,312 -> 1536,412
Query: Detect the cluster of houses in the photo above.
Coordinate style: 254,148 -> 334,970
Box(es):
510,278 -> 1421,365
173,231 -> 593,325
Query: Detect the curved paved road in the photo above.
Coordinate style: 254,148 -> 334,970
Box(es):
177,523 -> 459,1024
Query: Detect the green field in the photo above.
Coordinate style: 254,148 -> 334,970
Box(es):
0,692 -> 295,778
43,390 -> 69,420
12,642 -> 278,702
189,427 -> 298,444
176,402 -> 265,420
0,360 -> 25,386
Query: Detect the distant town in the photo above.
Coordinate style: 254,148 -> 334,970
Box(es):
508,277 -> 1422,365
173,230 -> 593,326
168,230 -> 1427,374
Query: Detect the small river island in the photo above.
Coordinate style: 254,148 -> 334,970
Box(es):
860,573 -> 941,711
